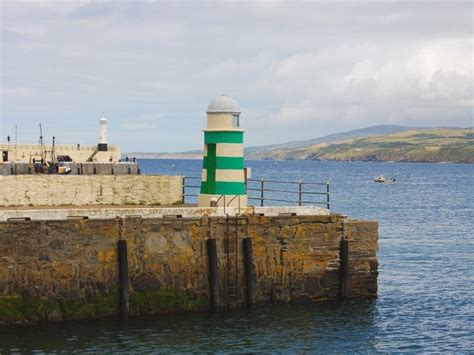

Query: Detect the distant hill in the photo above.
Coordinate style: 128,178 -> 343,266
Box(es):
124,125 -> 473,163
245,125 -> 425,155
247,128 -> 474,163
123,151 -> 202,160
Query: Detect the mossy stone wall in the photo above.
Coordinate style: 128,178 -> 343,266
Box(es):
0,215 -> 378,325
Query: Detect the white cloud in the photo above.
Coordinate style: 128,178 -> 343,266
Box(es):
1,1 -> 472,151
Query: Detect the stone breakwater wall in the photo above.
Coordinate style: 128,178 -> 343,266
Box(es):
0,175 -> 183,207
0,162 -> 139,176
0,214 -> 378,325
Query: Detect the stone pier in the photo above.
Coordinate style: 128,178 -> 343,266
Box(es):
0,206 -> 378,325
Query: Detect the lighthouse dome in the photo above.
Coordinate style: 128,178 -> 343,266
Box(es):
207,95 -> 241,114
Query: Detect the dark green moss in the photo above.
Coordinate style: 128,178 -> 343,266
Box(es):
0,289 -> 208,325
59,293 -> 119,320
0,294 -> 62,324
0,293 -> 119,325
129,288 -> 208,315
0,295 -> 23,323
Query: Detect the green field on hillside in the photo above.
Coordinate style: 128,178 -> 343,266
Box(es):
246,128 -> 474,163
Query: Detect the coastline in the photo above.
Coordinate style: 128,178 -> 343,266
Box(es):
123,155 -> 474,164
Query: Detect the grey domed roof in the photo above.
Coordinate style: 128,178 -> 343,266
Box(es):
207,95 -> 241,114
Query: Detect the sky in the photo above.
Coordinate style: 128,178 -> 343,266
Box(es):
1,0 -> 473,152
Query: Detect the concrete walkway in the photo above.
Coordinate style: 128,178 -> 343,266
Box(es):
0,204 -> 330,221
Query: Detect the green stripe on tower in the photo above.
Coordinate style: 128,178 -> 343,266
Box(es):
200,181 -> 245,195
204,131 -> 243,144
201,144 -> 216,194
203,156 -> 244,170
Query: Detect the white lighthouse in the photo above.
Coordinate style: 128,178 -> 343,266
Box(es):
98,113 -> 108,151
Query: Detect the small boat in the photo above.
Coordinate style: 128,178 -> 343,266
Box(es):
374,175 -> 396,183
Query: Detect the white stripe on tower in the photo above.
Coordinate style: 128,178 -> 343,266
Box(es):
216,143 -> 243,157
215,169 -> 245,182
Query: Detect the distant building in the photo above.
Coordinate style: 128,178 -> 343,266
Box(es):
1,114 -> 120,163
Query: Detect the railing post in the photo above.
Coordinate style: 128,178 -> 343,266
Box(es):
326,181 -> 330,210
260,179 -> 264,207
298,181 -> 303,206
182,176 -> 186,204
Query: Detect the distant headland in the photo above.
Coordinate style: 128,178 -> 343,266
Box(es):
124,125 -> 474,164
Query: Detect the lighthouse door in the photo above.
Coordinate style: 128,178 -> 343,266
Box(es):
2,151 -> 8,162
207,144 -> 216,193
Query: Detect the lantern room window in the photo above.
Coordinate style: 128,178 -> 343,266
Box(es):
232,114 -> 240,127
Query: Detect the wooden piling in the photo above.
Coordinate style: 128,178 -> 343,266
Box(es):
117,239 -> 129,318
206,238 -> 220,312
243,237 -> 256,309
340,239 -> 350,299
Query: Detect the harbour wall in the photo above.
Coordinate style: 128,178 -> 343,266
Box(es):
0,175 -> 183,207
0,143 -> 121,163
0,162 -> 139,176
0,213 -> 378,325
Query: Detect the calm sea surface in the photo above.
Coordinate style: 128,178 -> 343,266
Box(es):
1,160 -> 473,353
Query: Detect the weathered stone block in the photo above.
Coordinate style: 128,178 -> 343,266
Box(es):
304,276 -> 320,295
132,272 -> 162,292
320,271 -> 340,288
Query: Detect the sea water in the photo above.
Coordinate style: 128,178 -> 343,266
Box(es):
1,160 -> 473,353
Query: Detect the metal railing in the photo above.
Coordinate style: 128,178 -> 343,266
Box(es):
247,178 -> 330,209
182,176 -> 331,209
181,176 -> 201,204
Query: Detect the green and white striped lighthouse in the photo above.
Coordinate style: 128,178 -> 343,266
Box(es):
198,95 -> 247,208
